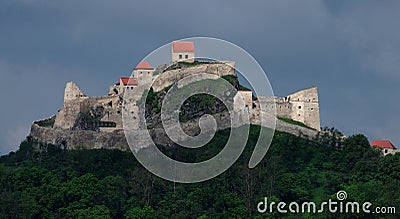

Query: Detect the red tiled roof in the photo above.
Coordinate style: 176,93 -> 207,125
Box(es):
134,61 -> 153,70
172,41 -> 195,52
120,77 -> 138,86
371,140 -> 397,149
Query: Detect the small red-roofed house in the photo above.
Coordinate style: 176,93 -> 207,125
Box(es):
109,77 -> 138,95
134,61 -> 154,80
371,140 -> 399,156
119,77 -> 138,86
135,61 -> 153,70
108,61 -> 154,96
172,41 -> 195,63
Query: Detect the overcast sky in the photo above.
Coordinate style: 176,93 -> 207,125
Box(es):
1,0 -> 399,155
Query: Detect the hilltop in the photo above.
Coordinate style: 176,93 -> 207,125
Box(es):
29,61 -> 322,150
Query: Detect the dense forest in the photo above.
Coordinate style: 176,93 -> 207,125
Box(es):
0,126 -> 399,218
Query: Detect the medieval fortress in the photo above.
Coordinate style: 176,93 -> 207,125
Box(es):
30,41 -> 322,150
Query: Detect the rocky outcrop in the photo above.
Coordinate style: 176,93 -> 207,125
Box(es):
30,111 -> 318,151
31,122 -> 128,150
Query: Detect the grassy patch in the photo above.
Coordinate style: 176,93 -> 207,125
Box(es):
221,75 -> 251,91
278,117 -> 316,130
221,75 -> 238,85
37,117 -> 55,128
238,84 -> 252,91
40,120 -> 54,128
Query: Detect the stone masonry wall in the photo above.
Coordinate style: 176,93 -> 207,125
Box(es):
273,86 -> 321,131
152,62 -> 235,92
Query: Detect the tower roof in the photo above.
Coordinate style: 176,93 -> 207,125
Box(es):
371,140 -> 397,149
134,61 -> 153,70
172,41 -> 195,52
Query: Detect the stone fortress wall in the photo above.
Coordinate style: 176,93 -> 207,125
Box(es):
30,61 -> 321,150
274,86 -> 320,131
30,41 -> 321,150
54,82 -> 123,131
151,61 -> 235,92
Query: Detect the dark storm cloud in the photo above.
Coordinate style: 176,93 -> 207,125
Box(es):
1,0 -> 399,154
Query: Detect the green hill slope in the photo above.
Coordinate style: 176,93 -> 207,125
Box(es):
0,126 -> 399,218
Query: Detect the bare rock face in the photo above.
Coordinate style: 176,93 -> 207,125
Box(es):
30,122 -> 129,150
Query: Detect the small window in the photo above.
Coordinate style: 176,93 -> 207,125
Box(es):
298,114 -> 301,117
310,108 -> 314,111
179,54 -> 182,59
298,106 -> 301,109
185,54 -> 189,59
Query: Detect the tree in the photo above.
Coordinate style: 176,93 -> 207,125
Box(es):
125,206 -> 156,219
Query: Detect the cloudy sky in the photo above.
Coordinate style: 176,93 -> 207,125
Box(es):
1,0 -> 399,155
